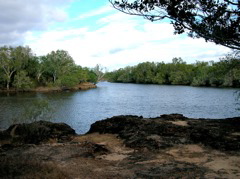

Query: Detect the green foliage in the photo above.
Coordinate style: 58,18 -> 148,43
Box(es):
0,46 -> 33,89
106,54 -> 240,88
0,46 -> 97,90
191,61 -> 210,86
58,75 -> 79,88
13,71 -> 34,90
86,70 -> 98,84
45,50 -> 75,83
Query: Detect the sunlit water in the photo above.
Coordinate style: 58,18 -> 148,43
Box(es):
0,82 -> 239,134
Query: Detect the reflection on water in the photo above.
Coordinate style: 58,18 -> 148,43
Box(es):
0,82 -> 239,134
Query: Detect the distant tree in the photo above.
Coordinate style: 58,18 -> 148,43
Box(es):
110,0 -> 240,50
93,64 -> 106,82
116,66 -> 134,83
191,61 -> 210,86
105,54 -> 240,87
169,58 -> 193,85
86,69 -> 98,83
153,62 -> 169,84
133,62 -> 156,83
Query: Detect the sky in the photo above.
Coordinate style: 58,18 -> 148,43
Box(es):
0,0 -> 233,71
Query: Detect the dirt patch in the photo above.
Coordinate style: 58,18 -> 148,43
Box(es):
167,144 -> 208,164
169,120 -> 189,126
34,86 -> 62,92
72,133 -> 133,154
76,82 -> 97,90
98,153 -> 129,161
204,156 -> 240,178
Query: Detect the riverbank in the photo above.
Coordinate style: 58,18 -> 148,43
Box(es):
0,82 -> 97,93
0,114 -> 240,178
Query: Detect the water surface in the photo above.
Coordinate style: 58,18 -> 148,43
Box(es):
0,82 -> 239,134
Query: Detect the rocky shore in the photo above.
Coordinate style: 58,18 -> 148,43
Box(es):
0,114 -> 240,178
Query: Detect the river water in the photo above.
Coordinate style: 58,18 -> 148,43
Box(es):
0,82 -> 239,134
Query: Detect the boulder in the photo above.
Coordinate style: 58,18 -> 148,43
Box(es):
5,121 -> 76,144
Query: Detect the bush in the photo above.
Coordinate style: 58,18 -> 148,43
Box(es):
13,71 -> 34,90
58,75 -> 79,88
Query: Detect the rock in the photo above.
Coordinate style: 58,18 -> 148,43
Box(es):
79,141 -> 110,158
4,121 -> 76,144
0,130 -> 11,141
135,162 -> 206,178
159,113 -> 187,120
88,114 -> 240,151
87,115 -> 143,134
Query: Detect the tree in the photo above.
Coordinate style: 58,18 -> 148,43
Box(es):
30,56 -> 48,84
133,62 -> 156,83
191,61 -> 210,86
110,0 -> 240,50
58,65 -> 85,88
153,62 -> 170,84
13,70 -> 34,90
168,58 -> 194,85
0,46 -> 32,90
93,64 -> 106,82
45,50 -> 75,83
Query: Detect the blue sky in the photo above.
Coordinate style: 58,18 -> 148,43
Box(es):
0,0 -> 232,70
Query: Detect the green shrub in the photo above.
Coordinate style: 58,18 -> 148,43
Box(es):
13,71 -> 34,90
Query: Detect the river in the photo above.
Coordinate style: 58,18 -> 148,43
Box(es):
0,82 -> 239,134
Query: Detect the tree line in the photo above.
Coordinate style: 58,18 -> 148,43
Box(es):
0,46 -> 98,90
105,54 -> 240,87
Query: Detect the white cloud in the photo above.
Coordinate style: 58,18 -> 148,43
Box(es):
25,7 -> 232,71
0,0 -> 69,45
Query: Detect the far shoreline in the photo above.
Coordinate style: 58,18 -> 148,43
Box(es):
0,82 -> 97,93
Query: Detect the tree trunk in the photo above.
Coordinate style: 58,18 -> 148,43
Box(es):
6,75 -> 11,90
6,82 -> 9,90
37,73 -> 42,82
53,74 -> 56,83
